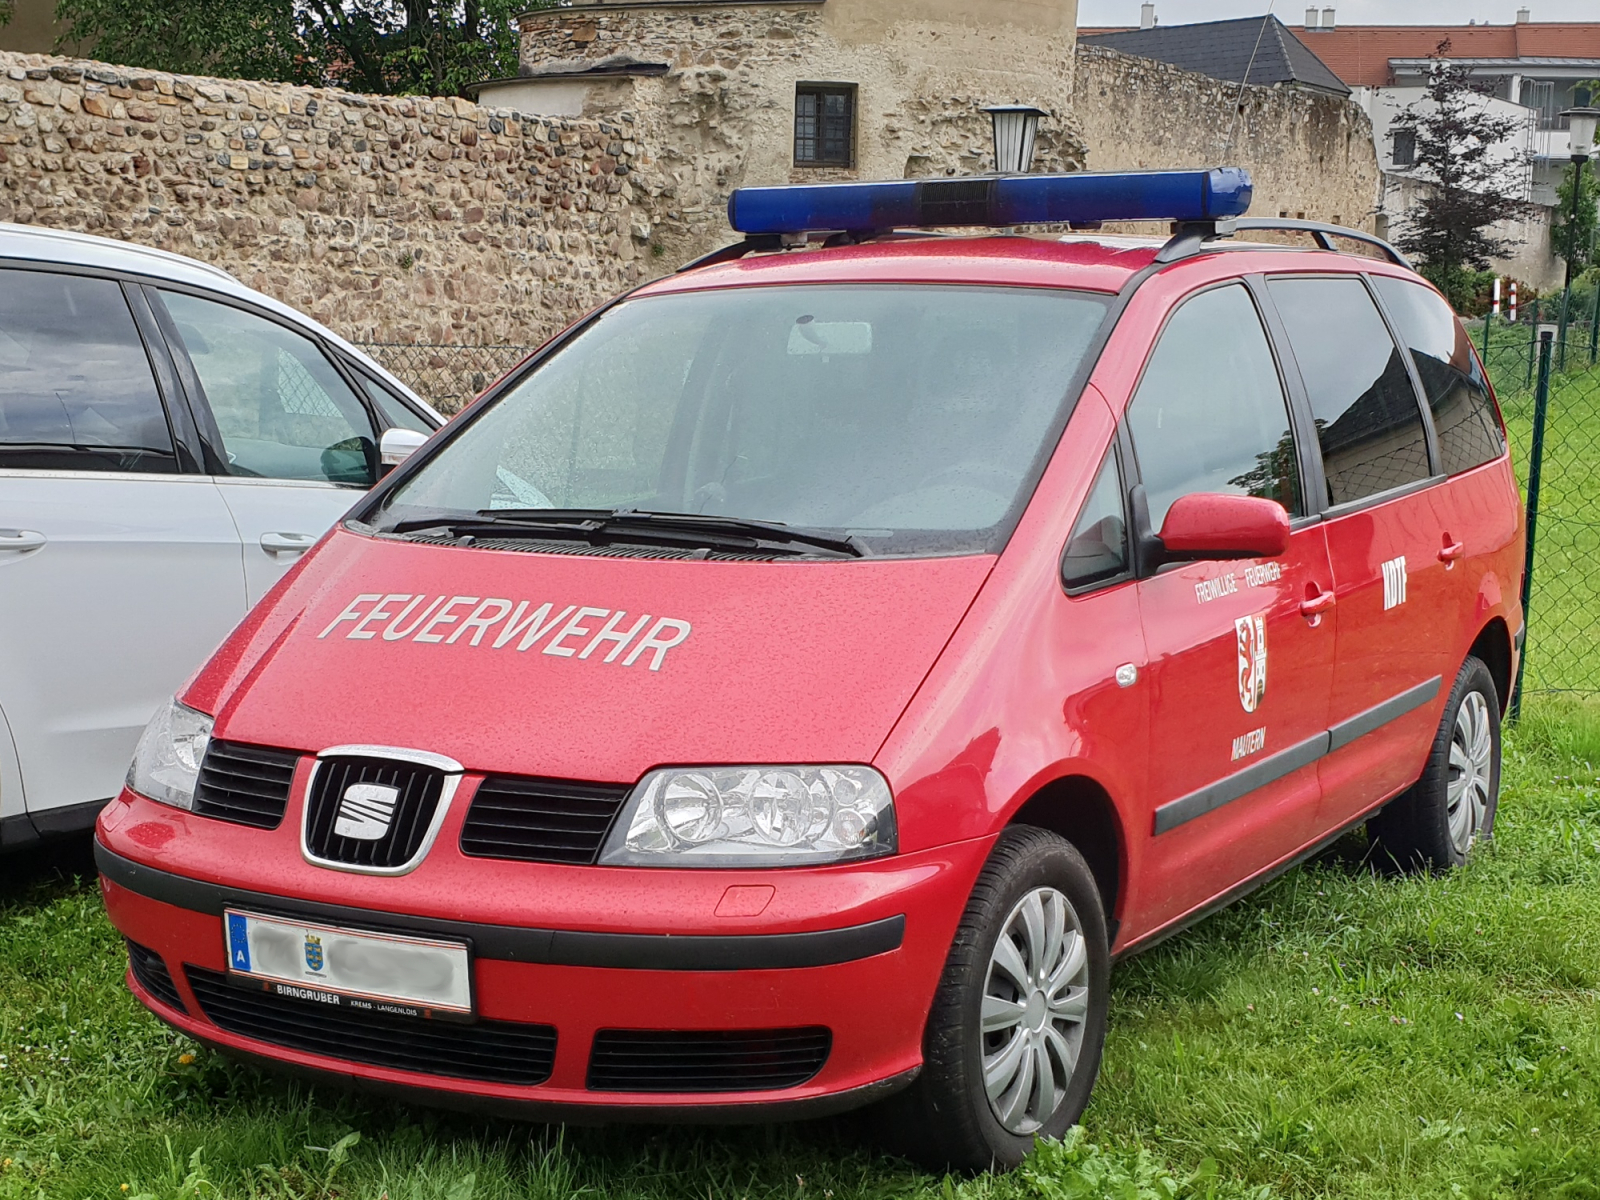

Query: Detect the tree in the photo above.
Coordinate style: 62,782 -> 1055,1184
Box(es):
48,0 -> 540,98
1553,159 -> 1598,275
1389,43 -> 1531,310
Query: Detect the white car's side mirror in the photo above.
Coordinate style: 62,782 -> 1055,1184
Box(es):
379,427 -> 430,469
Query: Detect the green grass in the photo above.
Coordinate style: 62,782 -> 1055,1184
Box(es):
5,700 -> 1600,1200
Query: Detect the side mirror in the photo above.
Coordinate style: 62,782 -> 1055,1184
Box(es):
1158,493 -> 1290,562
379,427 -> 430,475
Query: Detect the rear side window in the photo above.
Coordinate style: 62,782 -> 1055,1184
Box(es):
1267,276 -> 1432,507
160,292 -> 378,486
1370,275 -> 1505,475
1127,283 -> 1303,530
0,269 -> 176,473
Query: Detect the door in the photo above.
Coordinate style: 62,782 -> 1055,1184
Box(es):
152,289 -> 384,605
1122,282 -> 1337,933
1262,274 -> 1450,826
0,267 -> 245,820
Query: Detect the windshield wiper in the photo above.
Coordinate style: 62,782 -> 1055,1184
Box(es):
492,509 -> 870,558
387,508 -> 868,558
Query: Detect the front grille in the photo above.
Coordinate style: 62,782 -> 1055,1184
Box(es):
587,1028 -> 832,1093
304,756 -> 447,870
185,967 -> 556,1086
459,776 -> 630,865
193,741 -> 300,829
126,940 -> 186,1013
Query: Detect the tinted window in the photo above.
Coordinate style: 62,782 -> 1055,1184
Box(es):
1062,449 -> 1128,590
0,269 -> 176,473
1268,276 -> 1432,506
1127,284 -> 1302,529
1371,275 -> 1505,475
356,373 -> 434,434
378,285 -> 1111,558
161,292 -> 377,485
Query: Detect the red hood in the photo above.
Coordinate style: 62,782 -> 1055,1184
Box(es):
188,529 -> 993,782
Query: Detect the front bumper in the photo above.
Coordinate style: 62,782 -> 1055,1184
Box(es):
96,793 -> 991,1118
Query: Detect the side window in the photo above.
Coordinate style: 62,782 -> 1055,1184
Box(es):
0,269 -> 177,473
1267,276 -> 1432,507
1126,284 -> 1303,530
1062,449 -> 1129,590
355,373 -> 435,434
1370,275 -> 1505,475
160,291 -> 378,486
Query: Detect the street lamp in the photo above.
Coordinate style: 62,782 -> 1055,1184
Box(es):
984,105 -> 1047,174
1556,99 -> 1597,366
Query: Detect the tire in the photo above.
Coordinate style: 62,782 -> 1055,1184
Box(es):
874,826 -> 1110,1171
1368,655 -> 1501,873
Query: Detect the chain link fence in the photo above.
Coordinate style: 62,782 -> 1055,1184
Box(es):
356,343 -> 535,416
1476,295 -> 1600,703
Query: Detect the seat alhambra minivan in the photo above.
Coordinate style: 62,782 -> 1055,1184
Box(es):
96,170 -> 1523,1169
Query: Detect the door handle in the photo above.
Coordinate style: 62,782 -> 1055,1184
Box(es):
1300,588 -> 1337,619
260,532 -> 317,555
0,528 -> 47,552
1438,539 -> 1465,565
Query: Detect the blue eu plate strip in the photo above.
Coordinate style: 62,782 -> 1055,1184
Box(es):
727,168 -> 1253,236
226,912 -> 251,972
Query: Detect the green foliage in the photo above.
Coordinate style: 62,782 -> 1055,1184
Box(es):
1419,264 -> 1499,314
0,1 -> 14,27
48,0 -> 547,97
1553,161 -> 1599,275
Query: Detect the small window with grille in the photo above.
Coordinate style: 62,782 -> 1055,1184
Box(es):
1392,129 -> 1416,167
794,84 -> 855,167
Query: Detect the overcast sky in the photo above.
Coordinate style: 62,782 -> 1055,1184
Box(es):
1078,0 -> 1597,25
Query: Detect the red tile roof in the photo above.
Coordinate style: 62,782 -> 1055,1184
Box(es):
1285,24 -> 1600,87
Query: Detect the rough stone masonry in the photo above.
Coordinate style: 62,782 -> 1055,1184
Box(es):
0,50 -> 654,351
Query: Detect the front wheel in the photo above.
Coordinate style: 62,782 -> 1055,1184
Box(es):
875,827 -> 1110,1171
1368,654 -> 1501,872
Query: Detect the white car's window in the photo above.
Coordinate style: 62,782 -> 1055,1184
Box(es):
0,269 -> 177,473
1127,283 -> 1303,529
375,284 -> 1111,557
161,291 -> 377,486
355,372 -> 434,435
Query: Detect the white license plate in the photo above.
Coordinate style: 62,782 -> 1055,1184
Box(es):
224,909 -> 473,1019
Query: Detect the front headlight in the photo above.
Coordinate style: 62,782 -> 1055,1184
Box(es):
126,698 -> 213,810
599,765 -> 897,867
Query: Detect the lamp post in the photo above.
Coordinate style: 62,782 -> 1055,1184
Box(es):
1556,98 -> 1597,369
984,105 -> 1047,174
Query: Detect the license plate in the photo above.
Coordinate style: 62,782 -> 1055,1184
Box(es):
223,909 -> 472,1020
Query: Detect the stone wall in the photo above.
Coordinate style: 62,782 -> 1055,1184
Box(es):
0,50 -> 651,349
1072,45 -> 1381,232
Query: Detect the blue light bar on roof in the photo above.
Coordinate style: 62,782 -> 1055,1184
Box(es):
727,168 -> 1253,236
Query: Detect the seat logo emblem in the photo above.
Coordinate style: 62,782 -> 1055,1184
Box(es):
1236,614 -> 1267,714
304,933 -> 324,972
334,782 -> 401,841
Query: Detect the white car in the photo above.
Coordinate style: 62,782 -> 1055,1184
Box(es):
0,223 -> 443,850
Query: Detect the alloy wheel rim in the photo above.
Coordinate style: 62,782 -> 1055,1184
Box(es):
1447,690 -> 1493,856
980,887 -> 1091,1135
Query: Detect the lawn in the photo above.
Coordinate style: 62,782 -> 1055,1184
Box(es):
3,696 -> 1599,1200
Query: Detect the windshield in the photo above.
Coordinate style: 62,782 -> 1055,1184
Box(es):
372,283 -> 1112,556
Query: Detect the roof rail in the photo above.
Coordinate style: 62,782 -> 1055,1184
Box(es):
1155,217 -> 1413,269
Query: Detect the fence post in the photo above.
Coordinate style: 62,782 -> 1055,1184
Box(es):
1526,298 -> 1540,388
1590,296 -> 1599,366
1481,308 -> 1493,364
1510,329 -> 1556,721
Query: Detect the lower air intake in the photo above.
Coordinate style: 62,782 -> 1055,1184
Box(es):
587,1027 -> 832,1093
127,940 -> 186,1013
185,967 -> 556,1086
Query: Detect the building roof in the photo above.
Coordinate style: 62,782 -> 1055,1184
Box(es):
1287,23 -> 1600,87
1079,15 -> 1350,96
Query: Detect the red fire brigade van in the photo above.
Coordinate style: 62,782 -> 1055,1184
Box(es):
97,169 -> 1523,1169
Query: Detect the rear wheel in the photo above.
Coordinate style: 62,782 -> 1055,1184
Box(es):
876,826 -> 1109,1171
1368,655 -> 1500,872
